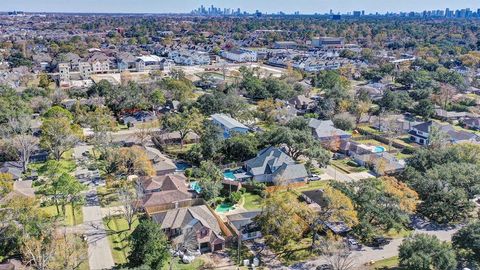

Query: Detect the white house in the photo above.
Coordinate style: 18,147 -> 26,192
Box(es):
221,48 -> 257,63
91,60 -> 110,73
409,121 -> 479,145
135,55 -> 174,73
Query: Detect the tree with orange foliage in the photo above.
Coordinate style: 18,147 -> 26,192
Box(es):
117,146 -> 155,177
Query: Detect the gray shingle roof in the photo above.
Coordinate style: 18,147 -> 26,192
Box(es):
272,163 -> 308,184
308,119 -> 351,139
211,113 -> 248,130
245,146 -> 295,176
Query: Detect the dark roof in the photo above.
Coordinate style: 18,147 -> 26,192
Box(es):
463,117 -> 480,127
302,189 -> 328,208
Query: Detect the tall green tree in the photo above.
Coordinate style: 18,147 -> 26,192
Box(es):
40,117 -> 79,161
128,220 -> 170,270
453,221 -> 480,267
399,234 -> 457,270
162,108 -> 203,148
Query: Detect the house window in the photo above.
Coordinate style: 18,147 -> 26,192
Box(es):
419,139 -> 424,144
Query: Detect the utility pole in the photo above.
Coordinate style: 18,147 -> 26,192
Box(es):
237,234 -> 241,265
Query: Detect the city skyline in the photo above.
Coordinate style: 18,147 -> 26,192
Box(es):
3,0 -> 479,14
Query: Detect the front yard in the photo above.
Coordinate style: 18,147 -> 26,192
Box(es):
368,256 -> 400,269
42,204 -> 83,226
331,159 -> 368,174
103,215 -> 140,265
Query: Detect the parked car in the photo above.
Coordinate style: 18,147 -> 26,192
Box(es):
308,174 -> 321,181
371,237 -> 390,247
346,237 -> 362,250
317,264 -> 334,270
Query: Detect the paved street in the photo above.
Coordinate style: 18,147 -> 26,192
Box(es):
291,225 -> 459,269
83,189 -> 115,270
74,144 -> 115,270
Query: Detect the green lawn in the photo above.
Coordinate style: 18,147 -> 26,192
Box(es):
357,125 -> 384,135
279,238 -> 316,266
164,143 -> 195,157
368,256 -> 400,270
395,152 -> 414,160
29,150 -> 77,176
385,228 -> 412,239
294,180 -> 329,192
42,204 -> 83,226
331,159 -> 367,174
242,192 -> 262,210
103,215 -> 140,265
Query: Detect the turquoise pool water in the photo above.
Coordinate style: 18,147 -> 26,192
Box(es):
190,181 -> 202,193
223,171 -> 236,180
373,146 -> 386,153
215,203 -> 235,213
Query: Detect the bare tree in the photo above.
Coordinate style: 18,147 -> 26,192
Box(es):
21,234 -> 57,270
319,240 -> 357,270
12,134 -> 39,171
134,122 -> 155,147
118,186 -> 140,230
50,229 -> 88,270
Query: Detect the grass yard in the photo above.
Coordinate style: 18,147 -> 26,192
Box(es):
241,192 -> 263,210
357,125 -> 384,136
294,180 -> 329,192
331,159 -> 367,174
42,204 -> 83,226
368,256 -> 400,269
103,215 -> 140,265
395,152 -> 414,160
255,121 -> 275,132
384,228 -> 412,239
279,238 -> 316,266
164,143 -> 195,157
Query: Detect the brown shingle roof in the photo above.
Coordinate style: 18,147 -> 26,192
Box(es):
142,190 -> 193,207
138,174 -> 188,193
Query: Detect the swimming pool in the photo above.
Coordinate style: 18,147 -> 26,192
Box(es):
175,161 -> 191,172
190,181 -> 202,193
215,203 -> 235,213
223,171 -> 236,180
373,146 -> 386,153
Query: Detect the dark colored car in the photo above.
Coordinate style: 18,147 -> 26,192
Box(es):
317,264 -> 334,270
371,237 -> 390,247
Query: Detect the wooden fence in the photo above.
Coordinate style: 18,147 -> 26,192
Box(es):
265,182 -> 307,193
145,198 -> 206,216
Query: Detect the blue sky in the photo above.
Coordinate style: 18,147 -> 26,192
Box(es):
3,0 -> 479,14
